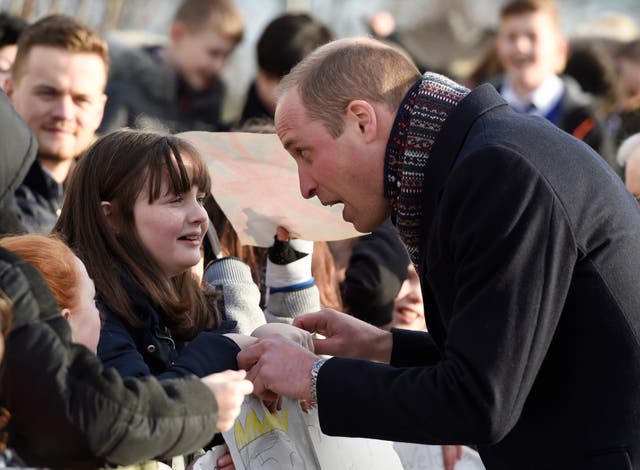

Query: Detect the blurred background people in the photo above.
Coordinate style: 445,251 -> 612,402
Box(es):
239,12 -> 333,125
491,0 -> 612,162
341,220 -> 410,328
617,132 -> 640,200
100,0 -> 243,133
0,12 -> 26,91
613,39 -> 640,150
389,263 -> 426,332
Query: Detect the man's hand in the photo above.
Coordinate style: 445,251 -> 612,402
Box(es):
442,445 -> 463,470
200,369 -> 253,432
294,308 -> 393,363
216,444 -> 235,470
237,336 -> 318,401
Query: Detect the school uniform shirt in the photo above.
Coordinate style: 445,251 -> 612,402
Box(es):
492,74 -> 613,166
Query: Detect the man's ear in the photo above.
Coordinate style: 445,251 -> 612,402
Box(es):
170,20 -> 186,44
345,100 -> 378,143
61,307 -> 71,320
4,77 -> 14,99
97,93 -> 107,120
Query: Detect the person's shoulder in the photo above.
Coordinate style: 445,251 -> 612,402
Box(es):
0,246 -> 61,332
96,299 -> 120,322
97,282 -> 158,330
486,73 -> 505,91
106,38 -> 174,98
560,75 -> 598,111
108,39 -> 151,77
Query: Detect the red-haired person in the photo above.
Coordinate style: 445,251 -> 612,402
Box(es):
0,234 -> 100,352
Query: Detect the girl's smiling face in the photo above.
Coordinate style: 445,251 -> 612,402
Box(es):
392,263 -> 425,331
133,179 -> 208,279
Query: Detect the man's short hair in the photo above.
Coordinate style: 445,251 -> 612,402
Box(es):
0,12 -> 27,48
500,0 -> 561,30
257,13 -> 333,79
279,37 -> 421,138
12,14 -> 108,82
174,0 -> 244,44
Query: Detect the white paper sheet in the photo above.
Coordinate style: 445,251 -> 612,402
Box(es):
222,396 -> 404,470
393,442 -> 486,470
179,132 -> 365,247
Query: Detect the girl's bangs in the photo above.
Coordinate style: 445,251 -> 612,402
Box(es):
147,138 -> 211,201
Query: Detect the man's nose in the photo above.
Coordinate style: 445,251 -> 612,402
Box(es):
514,35 -> 532,54
298,166 -> 317,199
51,94 -> 75,119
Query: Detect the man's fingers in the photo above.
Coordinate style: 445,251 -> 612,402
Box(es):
251,374 -> 279,401
442,445 -> 463,470
216,445 -> 233,468
237,342 -> 265,370
216,447 -> 234,470
294,311 -> 328,333
245,359 -> 261,384
245,361 -> 280,401
312,337 -> 338,355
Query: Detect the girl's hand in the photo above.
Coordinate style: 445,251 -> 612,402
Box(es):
251,323 -> 314,352
224,333 -> 259,350
200,369 -> 253,432
216,444 -> 236,470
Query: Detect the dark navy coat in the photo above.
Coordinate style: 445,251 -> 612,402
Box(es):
318,84 -> 640,470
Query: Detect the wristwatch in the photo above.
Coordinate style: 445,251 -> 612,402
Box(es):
310,358 -> 327,402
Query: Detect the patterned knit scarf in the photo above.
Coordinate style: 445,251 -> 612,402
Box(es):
384,72 -> 470,267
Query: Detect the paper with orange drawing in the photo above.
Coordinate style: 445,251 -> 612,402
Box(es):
179,132 -> 365,247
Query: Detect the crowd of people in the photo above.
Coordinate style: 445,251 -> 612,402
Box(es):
0,0 -> 640,469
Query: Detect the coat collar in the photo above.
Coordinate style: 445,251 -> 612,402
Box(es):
419,84 -> 508,252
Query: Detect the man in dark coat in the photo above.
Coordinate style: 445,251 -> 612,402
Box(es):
0,89 -> 252,468
238,37 -> 640,470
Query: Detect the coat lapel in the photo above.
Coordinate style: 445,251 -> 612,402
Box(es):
417,84 -> 508,344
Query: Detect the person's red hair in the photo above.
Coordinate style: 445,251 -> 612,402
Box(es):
0,234 -> 78,310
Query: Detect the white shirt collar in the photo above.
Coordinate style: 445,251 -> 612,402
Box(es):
501,75 -> 564,116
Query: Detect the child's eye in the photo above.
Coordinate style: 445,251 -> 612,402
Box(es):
170,195 -> 184,203
197,195 -> 206,205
